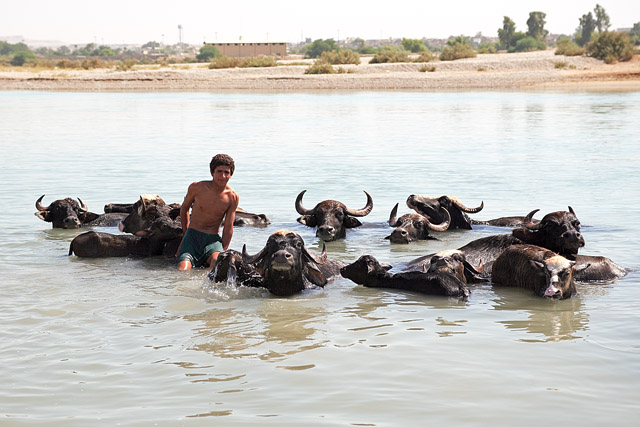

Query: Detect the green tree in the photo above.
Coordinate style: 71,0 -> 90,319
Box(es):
10,51 -> 35,66
142,41 -> 160,50
304,39 -> 338,58
631,22 -> 640,45
577,12 -> 596,46
196,45 -> 221,62
401,38 -> 427,53
526,11 -> 549,41
55,46 -> 71,56
92,45 -> 115,56
498,16 -> 517,49
594,4 -> 611,32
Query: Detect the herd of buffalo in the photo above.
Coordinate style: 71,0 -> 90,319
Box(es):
36,190 -> 628,300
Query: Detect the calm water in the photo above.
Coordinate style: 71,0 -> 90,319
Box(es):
1,89 -> 639,426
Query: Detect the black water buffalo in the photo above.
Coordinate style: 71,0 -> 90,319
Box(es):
385,204 -> 451,244
471,209 -> 541,227
340,255 -> 470,299
295,190 -> 373,241
35,195 -> 126,229
208,249 -> 265,288
492,245 -> 589,299
228,208 -> 270,228
406,194 -> 483,230
236,230 -> 345,296
69,216 -> 182,257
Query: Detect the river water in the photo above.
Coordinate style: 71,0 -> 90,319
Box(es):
1,89 -> 639,426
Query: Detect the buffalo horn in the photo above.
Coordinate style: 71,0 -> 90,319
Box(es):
35,195 -> 48,211
426,208 -> 451,231
568,206 -> 576,215
77,197 -> 88,212
345,190 -> 374,217
242,244 -> 266,265
525,209 -> 540,223
451,197 -> 484,214
295,190 -> 314,215
388,203 -> 400,227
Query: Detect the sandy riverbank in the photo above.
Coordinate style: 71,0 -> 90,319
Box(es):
1,49 -> 638,91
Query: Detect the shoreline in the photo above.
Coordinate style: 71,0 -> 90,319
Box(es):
1,50 -> 638,91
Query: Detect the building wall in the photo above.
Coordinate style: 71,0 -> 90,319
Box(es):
205,42 -> 287,57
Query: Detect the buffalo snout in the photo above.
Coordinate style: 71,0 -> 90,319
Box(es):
271,250 -> 295,271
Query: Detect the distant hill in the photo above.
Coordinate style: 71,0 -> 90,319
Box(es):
0,35 -> 67,48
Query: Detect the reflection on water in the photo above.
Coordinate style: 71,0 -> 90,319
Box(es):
492,286 -> 588,342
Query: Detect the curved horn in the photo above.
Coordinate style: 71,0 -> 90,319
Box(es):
309,244 -> 328,264
345,190 -> 374,217
388,203 -> 400,226
77,197 -> 88,212
568,206 -> 576,215
451,197 -> 484,214
525,209 -> 540,223
36,195 -> 48,211
295,190 -> 315,215
242,243 -> 267,265
426,207 -> 451,232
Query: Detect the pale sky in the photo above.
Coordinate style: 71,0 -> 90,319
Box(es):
4,0 -> 639,46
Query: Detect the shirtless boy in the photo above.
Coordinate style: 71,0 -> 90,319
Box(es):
177,154 -> 239,270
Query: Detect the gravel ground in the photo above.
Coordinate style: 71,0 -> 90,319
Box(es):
1,50 -> 638,91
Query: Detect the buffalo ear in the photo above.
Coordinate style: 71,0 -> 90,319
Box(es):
297,215 -> 317,227
79,211 -> 100,224
530,260 -> 546,273
35,211 -> 51,222
513,227 -> 534,241
304,263 -> 327,287
575,262 -> 591,273
343,217 -> 363,229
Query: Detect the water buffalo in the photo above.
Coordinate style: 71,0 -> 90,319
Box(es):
238,230 -> 345,296
406,194 -> 483,230
492,245 -> 590,299
295,190 -> 373,241
35,195 -> 126,229
340,255 -> 470,299
471,209 -> 541,227
118,195 -> 175,234
69,216 -> 182,257
385,203 -> 451,244
208,249 -> 265,288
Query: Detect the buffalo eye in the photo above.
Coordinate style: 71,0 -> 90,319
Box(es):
335,211 -> 344,219
572,220 -> 581,230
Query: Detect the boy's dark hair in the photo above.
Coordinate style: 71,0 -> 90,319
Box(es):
210,154 -> 235,175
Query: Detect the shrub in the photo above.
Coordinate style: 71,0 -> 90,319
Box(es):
208,56 -> 242,69
401,38 -> 428,53
587,31 -> 634,63
555,39 -> 585,56
320,49 -> 360,65
440,43 -> 476,61
304,39 -> 338,58
554,61 -> 568,69
10,51 -> 35,66
242,56 -> 277,67
418,64 -> 436,72
369,49 -> 410,64
510,36 -> 546,53
304,60 -> 336,74
413,51 -> 435,62
115,58 -> 138,71
81,58 -> 107,69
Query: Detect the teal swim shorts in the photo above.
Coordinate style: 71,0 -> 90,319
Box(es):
177,228 -> 223,267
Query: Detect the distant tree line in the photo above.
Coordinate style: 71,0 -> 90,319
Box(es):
2,4 -> 638,69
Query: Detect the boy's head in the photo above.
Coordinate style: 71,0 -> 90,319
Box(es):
210,154 -> 235,176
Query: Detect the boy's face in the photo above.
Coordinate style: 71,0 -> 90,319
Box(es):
212,166 -> 232,185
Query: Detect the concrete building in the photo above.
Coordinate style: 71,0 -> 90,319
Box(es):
204,42 -> 286,57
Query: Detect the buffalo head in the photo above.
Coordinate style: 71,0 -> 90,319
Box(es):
386,203 -> 451,244
512,207 -> 585,256
406,194 -> 484,230
295,190 -> 373,241
427,249 -> 485,283
242,230 -> 328,296
35,195 -> 100,229
119,194 -> 172,235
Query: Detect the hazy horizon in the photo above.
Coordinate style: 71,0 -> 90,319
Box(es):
4,0 -> 639,46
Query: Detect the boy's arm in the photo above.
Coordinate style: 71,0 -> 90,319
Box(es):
179,182 -> 197,234
221,192 -> 239,250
